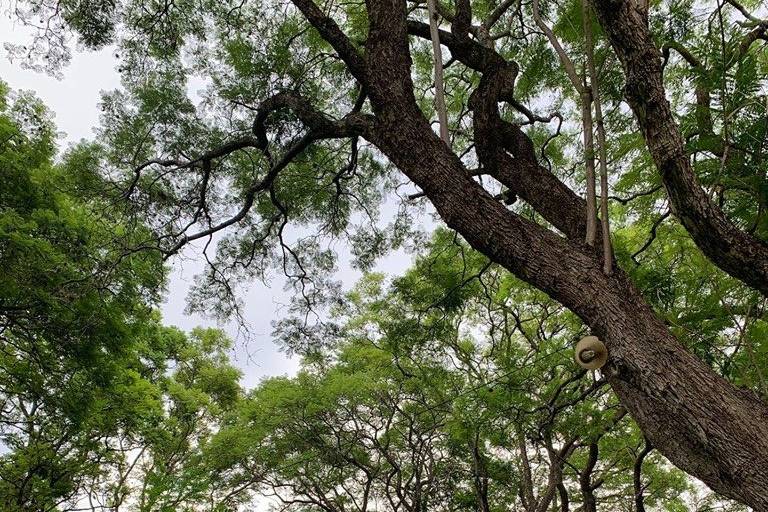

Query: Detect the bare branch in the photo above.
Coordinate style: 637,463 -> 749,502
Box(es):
531,0 -> 583,93
426,0 -> 450,143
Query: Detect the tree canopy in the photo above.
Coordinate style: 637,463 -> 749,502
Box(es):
0,81 -> 243,510
2,0 -> 768,509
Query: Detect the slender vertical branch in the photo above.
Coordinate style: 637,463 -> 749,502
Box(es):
592,0 -> 768,296
534,0 -> 596,245
581,74 -> 598,246
532,0 -> 583,93
518,436 -> 536,510
633,438 -> 653,512
579,443 -> 599,512
427,0 -> 450,143
580,0 -> 598,247
583,0 -> 613,271
557,482 -> 570,511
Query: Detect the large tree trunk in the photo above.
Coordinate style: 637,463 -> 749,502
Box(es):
371,114 -> 768,508
590,0 -> 768,296
292,0 -> 768,507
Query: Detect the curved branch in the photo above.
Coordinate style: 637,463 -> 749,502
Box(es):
162,134 -> 314,258
726,0 -> 763,23
609,185 -> 662,205
407,17 -> 592,244
253,91 -> 366,149
592,0 -> 768,297
152,93 -> 373,258
661,41 -> 705,72
633,439 -> 653,512
631,209 -> 670,264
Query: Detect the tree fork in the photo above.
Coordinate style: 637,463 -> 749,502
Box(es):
354,0 -> 768,508
590,0 -> 768,296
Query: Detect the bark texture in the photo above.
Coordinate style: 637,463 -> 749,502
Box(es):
590,0 -> 768,296
280,0 -> 768,508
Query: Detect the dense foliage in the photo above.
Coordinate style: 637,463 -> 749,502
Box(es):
0,82 -> 242,511
2,0 -> 768,509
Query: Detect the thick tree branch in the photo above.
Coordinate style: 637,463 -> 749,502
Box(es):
406,19 -> 504,70
483,0 -> 519,30
592,0 -> 768,298
407,17 -> 593,244
452,0 -> 472,37
253,91 -> 367,149
290,0 -> 367,82
281,2 -> 768,509
468,61 -> 595,244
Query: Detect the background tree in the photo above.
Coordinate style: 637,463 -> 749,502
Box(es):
0,82 -> 241,511
205,232 -> 709,510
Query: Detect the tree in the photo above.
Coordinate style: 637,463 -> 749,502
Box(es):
6,0 -> 768,507
0,82 -> 241,511
81,327 -> 244,512
591,0 -> 768,294
206,233 -> 707,510
0,81 -> 159,510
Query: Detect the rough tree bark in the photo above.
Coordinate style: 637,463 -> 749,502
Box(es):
357,1 -> 768,508
590,0 -> 768,296
168,0 -> 768,507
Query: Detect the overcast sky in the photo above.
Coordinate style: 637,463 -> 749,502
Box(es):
0,13 -> 421,390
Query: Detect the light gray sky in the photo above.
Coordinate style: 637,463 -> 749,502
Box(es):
0,14 -> 419,389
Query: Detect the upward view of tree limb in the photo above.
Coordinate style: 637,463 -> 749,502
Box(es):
592,0 -> 768,296
2,0 -> 768,510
